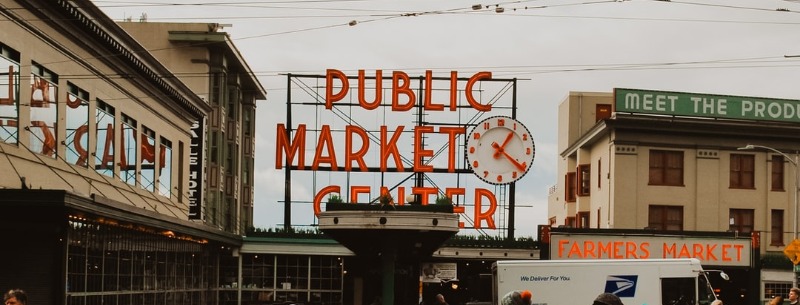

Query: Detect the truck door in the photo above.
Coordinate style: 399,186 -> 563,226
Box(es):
661,277 -> 696,305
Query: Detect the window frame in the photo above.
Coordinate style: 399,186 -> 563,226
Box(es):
649,150 -> 684,186
577,164 -> 590,196
729,208 -> 755,234
565,172 -> 576,202
648,205 -> 684,231
771,155 -> 785,191
730,154 -> 755,189
771,209 -> 785,246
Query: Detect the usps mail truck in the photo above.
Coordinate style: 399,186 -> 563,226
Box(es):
492,258 -> 722,305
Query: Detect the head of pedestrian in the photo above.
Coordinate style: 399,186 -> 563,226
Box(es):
593,293 -> 623,305
3,289 -> 27,305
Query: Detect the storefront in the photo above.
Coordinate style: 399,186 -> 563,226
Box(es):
542,227 -> 758,305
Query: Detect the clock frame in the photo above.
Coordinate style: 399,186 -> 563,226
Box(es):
466,116 -> 535,185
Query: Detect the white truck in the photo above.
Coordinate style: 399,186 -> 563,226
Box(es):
492,258 -> 725,305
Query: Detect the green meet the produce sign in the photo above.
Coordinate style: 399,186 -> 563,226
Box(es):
615,88 -> 800,123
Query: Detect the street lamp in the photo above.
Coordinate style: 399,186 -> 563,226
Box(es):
737,144 -> 800,241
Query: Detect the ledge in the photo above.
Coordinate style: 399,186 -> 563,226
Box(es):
325,202 -> 454,213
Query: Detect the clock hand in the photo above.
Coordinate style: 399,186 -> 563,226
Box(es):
491,142 -> 504,159
500,150 -> 527,172
493,132 -> 515,158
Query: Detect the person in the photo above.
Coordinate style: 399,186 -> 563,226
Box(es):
3,289 -> 27,305
434,293 -> 449,305
501,290 -> 532,305
593,293 -> 623,305
770,296 -> 785,305
791,287 -> 800,305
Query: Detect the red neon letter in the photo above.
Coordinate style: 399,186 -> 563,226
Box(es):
439,126 -> 466,173
449,71 -> 458,111
380,125 -> 405,172
326,69 -> 349,109
275,124 -> 306,170
474,188 -> 497,229
345,125 -> 369,172
312,125 -> 338,171
350,186 -> 371,204
413,126 -> 434,172
392,71 -> 415,111
465,71 -> 492,112
446,187 -> 466,228
412,187 -> 439,205
313,185 -> 341,216
358,70 -> 382,110
423,70 -> 445,111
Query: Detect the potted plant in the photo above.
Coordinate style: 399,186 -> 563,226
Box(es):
327,194 -> 343,204
435,195 -> 453,205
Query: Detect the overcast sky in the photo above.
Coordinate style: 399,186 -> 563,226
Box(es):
96,0 -> 800,238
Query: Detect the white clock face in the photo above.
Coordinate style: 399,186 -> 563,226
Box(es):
466,116 -> 535,185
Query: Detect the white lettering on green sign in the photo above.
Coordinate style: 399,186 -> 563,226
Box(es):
615,88 -> 800,123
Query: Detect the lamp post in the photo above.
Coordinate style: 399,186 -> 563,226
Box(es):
738,144 -> 800,241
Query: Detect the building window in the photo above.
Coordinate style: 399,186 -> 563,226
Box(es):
159,137 -> 172,198
120,114 -> 137,186
243,108 -> 252,136
648,205 -> 683,231
577,164 -> 590,196
565,172 -> 576,202
729,208 -> 754,234
0,43 -> 20,145
565,217 -> 576,228
597,158 -> 602,189
730,154 -> 755,189
65,83 -> 89,167
596,207 -> 601,229
95,99 -> 115,177
596,104 -> 612,122
577,211 -> 590,228
649,150 -> 684,186
765,282 -> 793,300
771,209 -> 784,246
772,155 -> 785,191
141,126 -> 156,192
30,62 -> 58,158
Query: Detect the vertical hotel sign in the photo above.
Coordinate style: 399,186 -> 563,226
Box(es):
188,118 -> 205,219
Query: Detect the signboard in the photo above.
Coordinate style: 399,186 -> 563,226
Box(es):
421,262 -> 457,283
784,239 -> 800,265
615,88 -> 800,123
188,118 -> 205,220
277,70 -> 522,230
550,232 -> 751,267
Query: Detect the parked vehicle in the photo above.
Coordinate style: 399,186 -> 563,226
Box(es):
492,258 -> 726,305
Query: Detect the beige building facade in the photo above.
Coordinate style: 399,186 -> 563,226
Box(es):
118,22 -> 266,234
547,89 -> 800,303
0,1 -> 255,304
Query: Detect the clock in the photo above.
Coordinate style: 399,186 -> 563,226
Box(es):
466,116 -> 535,184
